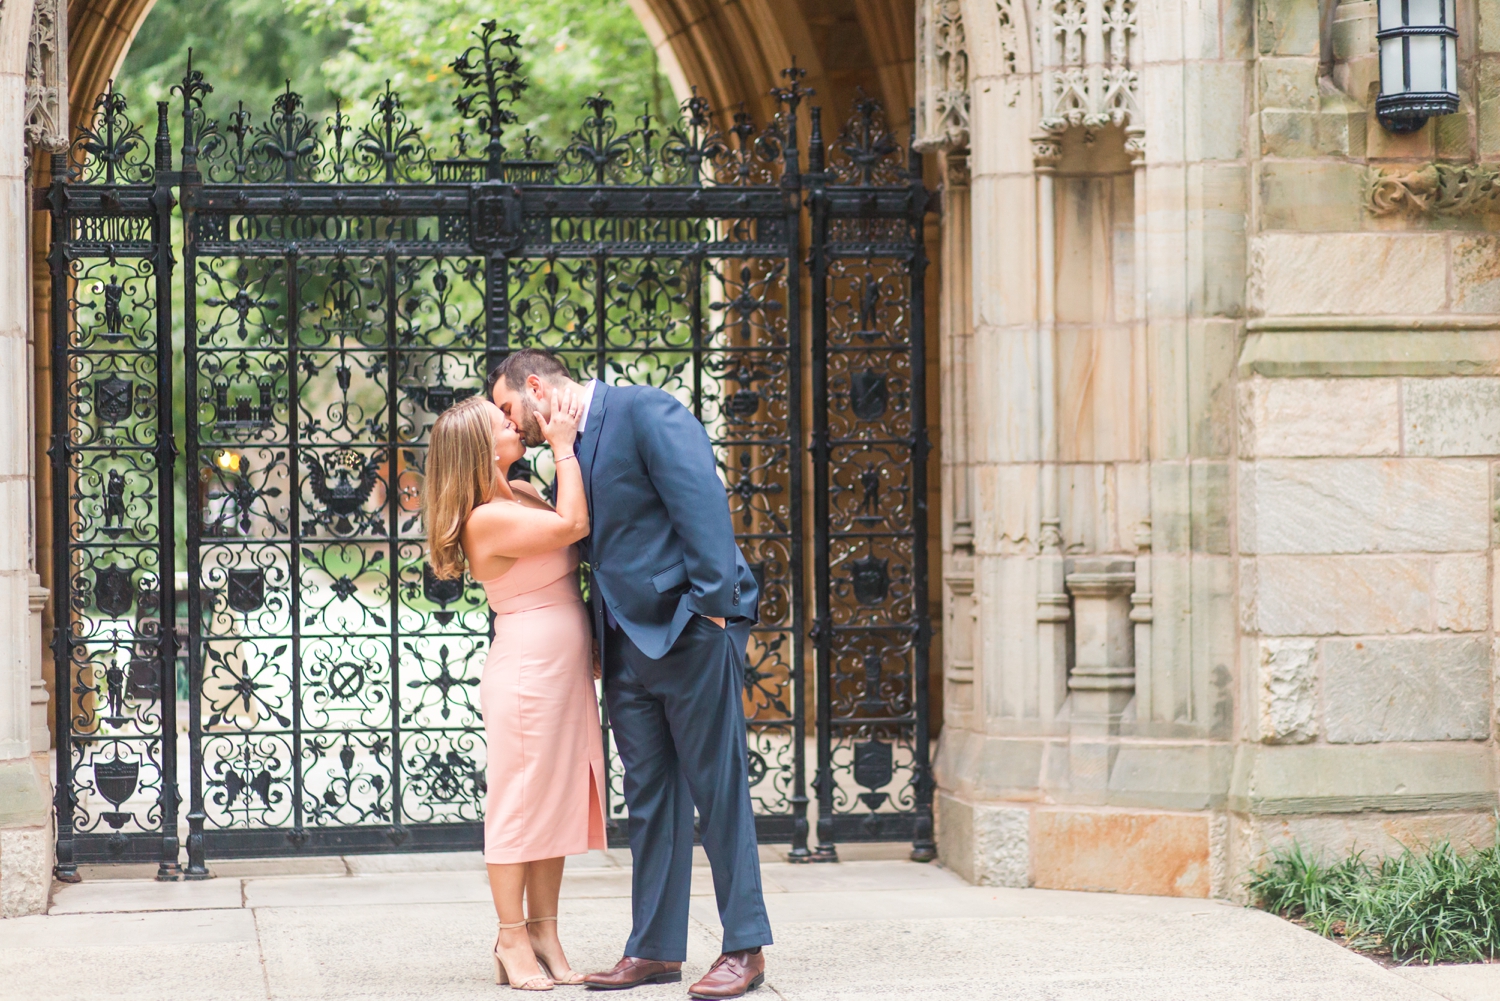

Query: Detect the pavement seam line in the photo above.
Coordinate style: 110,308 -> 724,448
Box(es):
251,906 -> 273,1000
1389,968 -> 1476,1001
47,905 -> 244,916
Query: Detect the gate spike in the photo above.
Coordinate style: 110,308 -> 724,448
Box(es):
807,106 -> 824,173
155,101 -> 172,172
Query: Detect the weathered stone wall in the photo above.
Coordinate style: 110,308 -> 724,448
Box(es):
1233,0 -> 1500,878
1,0 -> 54,918
933,0 -> 1500,896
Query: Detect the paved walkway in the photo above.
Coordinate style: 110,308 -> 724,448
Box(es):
2,847 -> 1497,1000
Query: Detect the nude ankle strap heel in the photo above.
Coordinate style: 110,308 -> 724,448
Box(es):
525,916 -> 586,985
494,920 -> 553,991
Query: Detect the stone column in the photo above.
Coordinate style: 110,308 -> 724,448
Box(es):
28,576 -> 48,753
938,149 -> 978,728
1032,136 -> 1070,717
0,0 -> 55,919
0,0 -> 37,763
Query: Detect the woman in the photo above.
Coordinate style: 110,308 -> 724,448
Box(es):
424,390 -> 605,991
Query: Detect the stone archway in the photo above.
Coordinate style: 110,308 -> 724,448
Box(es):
29,0 -> 939,830
63,0 -> 914,131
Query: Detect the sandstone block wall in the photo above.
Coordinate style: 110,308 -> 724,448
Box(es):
934,0 -> 1500,896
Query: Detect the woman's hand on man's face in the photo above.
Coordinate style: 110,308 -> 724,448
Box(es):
537,386 -> 582,453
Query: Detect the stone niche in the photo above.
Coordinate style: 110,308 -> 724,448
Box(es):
1064,558 -> 1137,720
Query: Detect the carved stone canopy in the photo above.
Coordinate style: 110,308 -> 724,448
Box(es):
915,0 -> 970,151
25,0 -> 69,153
1038,0 -> 1142,154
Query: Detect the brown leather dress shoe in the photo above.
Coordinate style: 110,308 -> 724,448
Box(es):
687,950 -> 765,999
582,956 -> 683,990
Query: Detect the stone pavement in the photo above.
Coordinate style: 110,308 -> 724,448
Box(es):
2,846 -> 1498,1001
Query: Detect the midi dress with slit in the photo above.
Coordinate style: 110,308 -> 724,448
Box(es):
477,545 -> 607,863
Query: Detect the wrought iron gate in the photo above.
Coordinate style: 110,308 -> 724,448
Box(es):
44,23 -> 933,878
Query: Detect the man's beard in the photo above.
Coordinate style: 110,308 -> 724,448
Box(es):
516,395 -> 546,448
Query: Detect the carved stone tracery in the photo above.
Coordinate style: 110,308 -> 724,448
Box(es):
25,0 -> 69,153
1036,0 -> 1141,157
915,0 -> 970,151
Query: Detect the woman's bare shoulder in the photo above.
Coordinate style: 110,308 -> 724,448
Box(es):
465,497 -> 513,526
510,480 -> 556,510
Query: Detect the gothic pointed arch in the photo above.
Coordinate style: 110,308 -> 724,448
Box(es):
63,0 -> 912,132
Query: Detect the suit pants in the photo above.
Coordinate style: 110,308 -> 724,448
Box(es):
603,614 -> 773,959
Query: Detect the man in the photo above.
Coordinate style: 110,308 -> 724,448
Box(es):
489,349 -> 772,999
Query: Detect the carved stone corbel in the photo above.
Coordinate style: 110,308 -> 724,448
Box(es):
25,0 -> 69,155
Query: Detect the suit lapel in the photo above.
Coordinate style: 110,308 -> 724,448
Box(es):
577,381 -> 609,509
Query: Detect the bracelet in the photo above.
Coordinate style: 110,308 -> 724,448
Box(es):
555,454 -> 578,464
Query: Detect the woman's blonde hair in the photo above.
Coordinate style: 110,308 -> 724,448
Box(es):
423,396 -> 501,580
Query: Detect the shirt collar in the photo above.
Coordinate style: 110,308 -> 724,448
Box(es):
577,378 -> 599,433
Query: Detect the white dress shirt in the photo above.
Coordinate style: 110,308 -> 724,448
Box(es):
576,378 -> 598,436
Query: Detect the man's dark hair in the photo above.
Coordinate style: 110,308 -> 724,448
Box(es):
486,348 -> 572,395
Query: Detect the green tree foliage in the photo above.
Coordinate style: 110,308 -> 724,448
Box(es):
112,0 -> 351,128
115,0 -> 674,157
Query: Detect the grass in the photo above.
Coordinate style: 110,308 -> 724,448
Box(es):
1247,840 -> 1500,964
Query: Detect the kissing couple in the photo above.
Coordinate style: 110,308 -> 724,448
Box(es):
422,348 -> 772,997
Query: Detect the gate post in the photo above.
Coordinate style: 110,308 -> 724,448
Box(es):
45,150 -> 77,883
774,67 -> 812,862
176,61 -> 211,879
149,102 -> 181,880
905,123 -> 936,864
805,107 -> 838,863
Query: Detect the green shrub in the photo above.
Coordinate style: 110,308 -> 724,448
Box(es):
1247,840 -> 1500,964
1245,843 -> 1367,937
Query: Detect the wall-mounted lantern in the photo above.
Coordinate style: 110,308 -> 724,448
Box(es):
1377,0 -> 1459,133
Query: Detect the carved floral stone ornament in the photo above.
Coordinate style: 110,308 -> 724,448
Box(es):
1036,0 -> 1142,161
1363,163 -> 1500,217
914,0 -> 970,151
1375,0 -> 1459,133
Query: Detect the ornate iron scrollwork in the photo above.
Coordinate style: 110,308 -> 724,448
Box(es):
469,185 -> 524,253
850,371 -> 888,421
95,375 -> 134,424
225,568 -> 265,613
421,562 -> 464,625
94,565 -> 134,617
50,22 -> 931,871
213,378 -> 275,431
94,755 -> 141,828
304,450 -> 381,536
850,555 -> 890,606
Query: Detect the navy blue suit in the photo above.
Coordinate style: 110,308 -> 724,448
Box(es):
576,382 -> 772,959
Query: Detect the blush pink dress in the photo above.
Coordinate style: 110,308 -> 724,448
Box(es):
477,544 -> 606,863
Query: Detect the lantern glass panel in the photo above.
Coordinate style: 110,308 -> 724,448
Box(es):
1380,36 -> 1405,95
1409,0 -> 1447,28
1377,0 -> 1403,31
1411,36 -> 1447,91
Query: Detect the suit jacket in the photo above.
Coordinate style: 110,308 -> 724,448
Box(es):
576,382 -> 759,660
